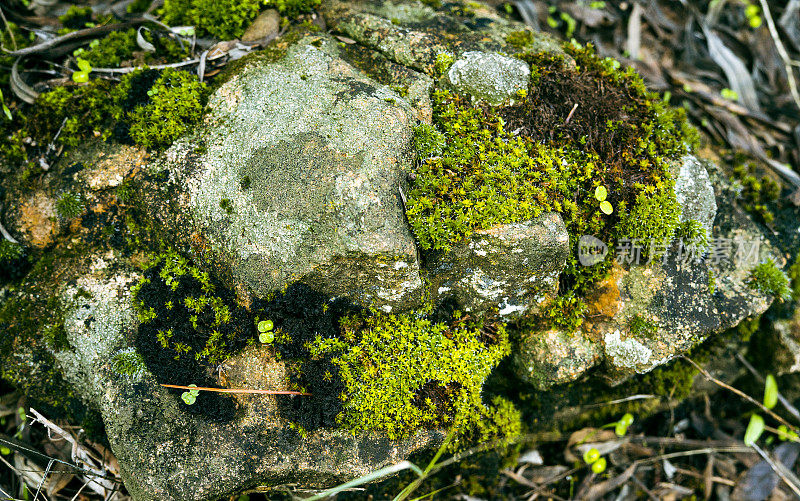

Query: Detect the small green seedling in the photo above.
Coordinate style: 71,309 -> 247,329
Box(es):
744,414 -> 765,446
258,319 -> 274,343
744,3 -> 762,28
764,374 -> 778,409
777,425 -> 799,442
72,58 -> 93,83
614,412 -> 634,436
595,185 -> 613,215
583,447 -> 600,464
591,456 -> 607,474
720,88 -> 739,101
181,384 -> 200,405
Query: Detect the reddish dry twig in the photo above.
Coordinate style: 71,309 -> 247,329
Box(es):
160,384 -> 311,396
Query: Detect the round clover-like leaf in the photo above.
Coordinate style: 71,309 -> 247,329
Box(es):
594,185 -> 608,201
187,384 -> 200,397
591,457 -> 607,474
614,421 -> 628,437
599,200 -> 613,215
258,320 -> 274,333
583,447 -> 600,464
76,58 -> 92,73
259,331 -> 274,344
72,71 -> 89,83
181,392 -> 196,405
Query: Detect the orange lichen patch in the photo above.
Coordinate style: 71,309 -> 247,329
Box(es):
19,192 -> 58,248
82,145 -> 148,191
584,264 -> 624,319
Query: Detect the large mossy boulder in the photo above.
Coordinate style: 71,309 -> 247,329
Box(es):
160,37 -> 426,312
0,1 -> 794,500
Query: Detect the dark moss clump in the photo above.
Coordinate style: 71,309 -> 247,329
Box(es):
0,241 -> 30,282
58,6 -> 94,31
133,251 -> 248,421
131,251 -> 358,426
78,29 -> 139,68
308,310 -> 521,449
55,191 -> 85,219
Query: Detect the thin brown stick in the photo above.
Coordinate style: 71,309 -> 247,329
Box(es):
160,384 -> 311,396
681,357 -> 796,431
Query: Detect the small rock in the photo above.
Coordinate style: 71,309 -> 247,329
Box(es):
673,155 -> 717,237
241,9 -> 280,42
428,213 -> 569,318
513,328 -> 602,388
445,51 -> 530,105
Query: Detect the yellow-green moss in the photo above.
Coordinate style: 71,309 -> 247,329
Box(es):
116,68 -> 208,151
309,311 -> 520,448
160,0 -> 320,40
407,42 -> 698,331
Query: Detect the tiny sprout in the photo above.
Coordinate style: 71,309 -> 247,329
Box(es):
181,384 -> 200,405
744,413 -> 765,446
777,425 -> 799,442
599,200 -> 613,215
258,319 -> 274,343
76,58 -> 92,73
764,374 -> 778,409
721,88 -> 739,101
583,447 -> 600,464
0,446 -> 10,455
591,456 -> 607,474
615,413 -> 634,436
72,58 -> 92,83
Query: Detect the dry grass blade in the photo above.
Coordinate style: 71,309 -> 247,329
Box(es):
702,25 -> 762,112
4,20 -> 146,58
757,0 -> 800,112
11,57 -> 37,104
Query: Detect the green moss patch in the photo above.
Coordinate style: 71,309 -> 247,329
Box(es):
407,43 -> 699,330
308,311 -> 521,448
747,259 -> 791,301
115,68 -> 208,150
160,0 -> 321,40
